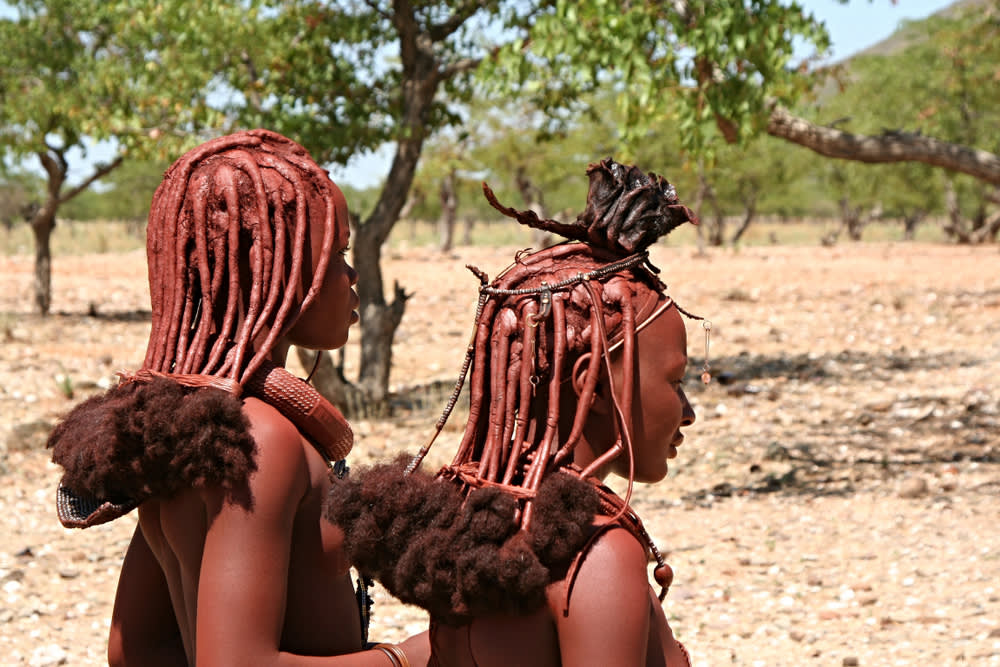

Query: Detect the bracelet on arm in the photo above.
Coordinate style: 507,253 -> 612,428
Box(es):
373,643 -> 410,667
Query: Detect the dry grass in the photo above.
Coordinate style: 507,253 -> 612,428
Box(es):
1,215 -> 952,258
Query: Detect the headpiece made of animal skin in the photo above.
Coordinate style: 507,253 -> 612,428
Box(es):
482,157 -> 697,254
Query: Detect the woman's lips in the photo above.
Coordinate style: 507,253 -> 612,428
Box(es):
349,291 -> 360,323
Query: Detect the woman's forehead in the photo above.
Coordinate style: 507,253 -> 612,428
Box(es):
640,304 -> 687,352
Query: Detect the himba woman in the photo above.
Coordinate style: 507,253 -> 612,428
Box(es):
47,130 -> 428,666
326,158 -> 706,667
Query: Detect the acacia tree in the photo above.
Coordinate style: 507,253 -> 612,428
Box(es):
484,0 -> 1000,187
14,0 -> 995,400
0,0 -> 242,314
229,1 -> 492,401
791,3 -> 1000,243
215,0 -> 848,404
912,4 -> 1000,242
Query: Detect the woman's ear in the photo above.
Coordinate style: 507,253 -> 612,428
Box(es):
571,353 -> 612,415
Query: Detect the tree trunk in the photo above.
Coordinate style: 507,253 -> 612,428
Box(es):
975,210 -> 1000,243
311,3 -> 481,403
693,164 -> 708,255
399,186 -> 425,221
701,182 -> 725,247
515,166 -> 552,248
295,346 -> 371,418
346,5 -> 448,401
437,168 -> 457,253
30,209 -> 55,315
353,214 -> 411,402
30,149 -> 122,315
461,215 -> 474,246
838,198 -> 864,242
942,179 -> 971,243
729,195 -> 757,246
836,198 -> 881,242
901,210 -> 925,241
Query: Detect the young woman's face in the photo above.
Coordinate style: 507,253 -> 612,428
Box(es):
620,303 -> 696,482
288,182 -> 359,351
578,301 -> 696,483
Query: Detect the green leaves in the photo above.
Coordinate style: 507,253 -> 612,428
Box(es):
481,0 -> 830,156
0,0 -> 236,165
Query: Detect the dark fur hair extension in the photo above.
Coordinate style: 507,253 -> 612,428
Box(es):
325,461 -> 601,625
528,472 -> 601,572
48,378 -> 257,506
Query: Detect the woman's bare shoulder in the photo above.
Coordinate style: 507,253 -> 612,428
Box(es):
545,521 -> 649,615
234,396 -> 312,501
569,522 -> 648,591
241,397 -> 306,453
545,524 -> 653,666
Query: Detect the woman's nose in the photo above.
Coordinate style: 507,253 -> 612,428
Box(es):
347,263 -> 359,286
679,387 -> 696,426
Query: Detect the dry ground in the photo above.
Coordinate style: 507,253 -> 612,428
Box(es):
1,241 -> 998,666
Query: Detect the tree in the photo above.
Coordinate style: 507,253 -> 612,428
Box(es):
230,1 -> 491,401
767,0 -> 1000,190
61,160 -> 170,224
465,97 -> 615,249
221,0 -> 843,404
785,2 -> 1000,242
0,0 -> 237,314
13,0 -> 996,402
485,0 -> 1000,187
0,170 -> 43,230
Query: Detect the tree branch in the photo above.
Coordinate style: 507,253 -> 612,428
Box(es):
362,0 -> 392,21
429,0 -> 488,41
767,105 -> 1000,187
39,144 -> 68,183
240,50 -> 264,113
392,0 -> 418,74
440,56 -> 482,79
58,156 -> 125,205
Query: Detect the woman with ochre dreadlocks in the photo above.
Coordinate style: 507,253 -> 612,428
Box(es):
326,158 -> 707,666
47,130 -> 428,666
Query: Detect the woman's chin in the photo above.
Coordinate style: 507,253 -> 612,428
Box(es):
633,465 -> 669,484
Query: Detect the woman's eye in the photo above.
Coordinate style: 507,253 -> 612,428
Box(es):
339,245 -> 351,256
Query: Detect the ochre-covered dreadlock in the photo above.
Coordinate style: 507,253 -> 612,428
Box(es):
326,158 -> 701,624
144,129 -> 340,383
50,129 -> 351,526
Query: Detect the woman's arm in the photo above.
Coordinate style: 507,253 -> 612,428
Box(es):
550,526 -> 653,667
109,526 -> 186,667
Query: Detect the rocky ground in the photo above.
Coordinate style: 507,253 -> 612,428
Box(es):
1,241 -> 998,666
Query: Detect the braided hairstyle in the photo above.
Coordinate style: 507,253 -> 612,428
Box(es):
145,128 -> 344,384
49,129 -> 348,514
326,158 -> 699,624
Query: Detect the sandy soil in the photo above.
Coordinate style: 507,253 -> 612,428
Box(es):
1,241 -> 998,666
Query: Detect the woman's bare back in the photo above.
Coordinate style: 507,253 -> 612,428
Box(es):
426,526 -> 689,667
119,398 -> 364,664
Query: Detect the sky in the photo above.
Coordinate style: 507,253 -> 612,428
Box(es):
2,0 -> 957,189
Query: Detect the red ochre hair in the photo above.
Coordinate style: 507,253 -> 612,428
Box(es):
325,158 -> 698,624
49,129 -> 346,510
